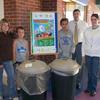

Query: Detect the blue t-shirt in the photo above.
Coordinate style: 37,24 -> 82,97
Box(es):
15,39 -> 28,62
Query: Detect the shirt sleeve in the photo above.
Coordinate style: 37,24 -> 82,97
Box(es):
58,32 -> 62,53
9,32 -> 17,39
0,62 -> 2,65
0,34 -> 2,65
70,31 -> 75,53
82,31 -> 86,57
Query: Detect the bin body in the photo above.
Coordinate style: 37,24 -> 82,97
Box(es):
21,89 -> 47,100
51,72 -> 77,100
17,60 -> 50,100
50,59 -> 79,100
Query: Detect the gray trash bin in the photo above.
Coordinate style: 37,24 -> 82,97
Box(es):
49,59 -> 80,100
16,60 -> 50,100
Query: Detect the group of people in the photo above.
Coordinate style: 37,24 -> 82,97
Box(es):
0,8 -> 100,100
58,9 -> 100,97
0,19 -> 29,100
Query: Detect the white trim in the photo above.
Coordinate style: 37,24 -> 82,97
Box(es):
63,0 -> 71,2
0,0 -> 4,20
72,0 -> 88,6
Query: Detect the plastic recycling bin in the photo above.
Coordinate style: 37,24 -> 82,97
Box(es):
49,59 -> 80,100
16,60 -> 50,100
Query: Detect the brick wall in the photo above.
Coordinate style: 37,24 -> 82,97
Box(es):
87,0 -> 100,25
4,0 -> 17,29
4,0 -> 41,32
40,0 -> 63,29
57,0 -> 63,29
4,0 -> 63,64
41,0 -> 57,11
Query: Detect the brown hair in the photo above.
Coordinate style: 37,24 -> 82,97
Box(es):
0,18 -> 10,32
73,9 -> 80,14
91,13 -> 99,19
16,26 -> 24,33
60,18 -> 69,25
0,18 -> 9,25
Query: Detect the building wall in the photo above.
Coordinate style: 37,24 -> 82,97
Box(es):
4,0 -> 41,32
3,0 -> 99,63
87,0 -> 100,25
4,0 -> 63,31
41,0 -> 57,11
36,0 -> 63,63
40,0 -> 63,31
38,0 -> 63,63
4,0 -> 63,63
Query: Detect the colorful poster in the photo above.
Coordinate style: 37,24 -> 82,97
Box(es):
31,12 -> 58,54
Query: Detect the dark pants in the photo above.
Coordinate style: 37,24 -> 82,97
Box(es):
85,55 -> 100,92
72,43 -> 83,86
13,62 -> 22,72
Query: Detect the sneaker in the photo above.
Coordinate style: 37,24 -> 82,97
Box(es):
0,96 -> 3,100
84,89 -> 90,93
17,88 -> 21,95
76,83 -> 81,89
9,97 -> 19,100
89,91 -> 96,96
13,97 -> 19,100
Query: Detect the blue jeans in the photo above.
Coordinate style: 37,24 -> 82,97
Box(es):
0,61 -> 17,97
85,56 -> 100,92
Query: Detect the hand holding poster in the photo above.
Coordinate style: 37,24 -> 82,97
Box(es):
31,12 -> 58,55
